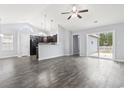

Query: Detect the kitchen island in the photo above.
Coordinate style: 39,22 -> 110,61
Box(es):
38,43 -> 64,60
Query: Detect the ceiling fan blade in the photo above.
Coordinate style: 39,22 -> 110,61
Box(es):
77,14 -> 82,19
78,9 -> 88,13
61,12 -> 71,14
67,15 -> 72,20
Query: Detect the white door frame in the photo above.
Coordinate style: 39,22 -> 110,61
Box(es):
86,30 -> 115,60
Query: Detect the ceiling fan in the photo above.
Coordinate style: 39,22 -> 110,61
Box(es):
61,5 -> 88,20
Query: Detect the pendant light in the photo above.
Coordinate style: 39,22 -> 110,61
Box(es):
50,19 -> 53,36
0,18 -> 3,37
44,14 -> 47,32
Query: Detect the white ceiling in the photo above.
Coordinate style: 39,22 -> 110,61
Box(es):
0,4 -> 124,31
45,4 -> 124,31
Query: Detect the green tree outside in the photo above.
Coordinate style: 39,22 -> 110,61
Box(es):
99,32 -> 112,46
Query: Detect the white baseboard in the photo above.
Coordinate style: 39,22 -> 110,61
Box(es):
64,54 -> 71,56
0,55 -> 17,59
80,55 -> 87,56
114,59 -> 124,62
17,55 -> 30,57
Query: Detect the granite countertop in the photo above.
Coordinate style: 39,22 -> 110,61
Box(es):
38,43 -> 57,45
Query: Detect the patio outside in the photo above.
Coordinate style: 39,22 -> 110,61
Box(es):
90,32 -> 113,59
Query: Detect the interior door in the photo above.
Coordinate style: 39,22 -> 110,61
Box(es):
30,36 -> 39,55
73,35 -> 79,55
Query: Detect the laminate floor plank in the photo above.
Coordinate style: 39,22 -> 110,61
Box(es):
0,56 -> 123,88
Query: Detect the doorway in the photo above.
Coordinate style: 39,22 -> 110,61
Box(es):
73,35 -> 80,56
30,35 -> 39,58
87,31 -> 114,60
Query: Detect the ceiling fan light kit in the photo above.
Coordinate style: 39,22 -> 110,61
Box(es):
61,5 -> 88,20
72,13 -> 77,18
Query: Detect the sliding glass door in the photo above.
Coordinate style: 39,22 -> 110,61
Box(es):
98,32 -> 113,59
87,32 -> 113,59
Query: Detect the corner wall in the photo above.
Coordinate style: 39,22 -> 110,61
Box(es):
58,25 -> 72,56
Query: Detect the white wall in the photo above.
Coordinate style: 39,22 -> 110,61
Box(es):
71,23 -> 124,61
62,27 -> 72,56
55,25 -> 72,56
87,36 -> 98,55
17,31 -> 30,57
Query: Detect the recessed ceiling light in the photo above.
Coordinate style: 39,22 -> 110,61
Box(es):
51,20 -> 53,22
94,20 -> 98,23
0,34 -> 4,37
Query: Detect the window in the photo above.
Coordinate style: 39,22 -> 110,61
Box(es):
1,34 -> 14,51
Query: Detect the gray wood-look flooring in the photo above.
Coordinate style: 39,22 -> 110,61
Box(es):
0,56 -> 124,88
